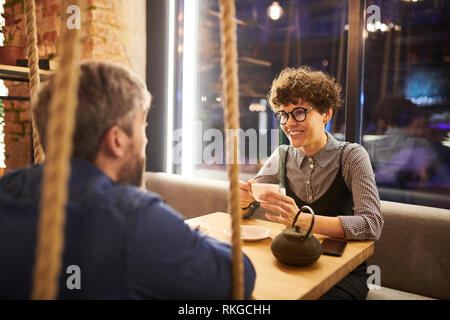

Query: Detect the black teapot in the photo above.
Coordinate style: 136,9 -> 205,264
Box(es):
271,205 -> 322,266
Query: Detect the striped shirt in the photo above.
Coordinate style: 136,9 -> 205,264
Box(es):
254,131 -> 383,241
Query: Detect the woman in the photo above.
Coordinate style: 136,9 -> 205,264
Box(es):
239,66 -> 383,300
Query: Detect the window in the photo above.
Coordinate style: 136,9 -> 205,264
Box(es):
159,0 -> 450,209
171,0 -> 349,180
362,0 -> 450,209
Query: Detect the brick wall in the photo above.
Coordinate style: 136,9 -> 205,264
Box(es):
84,0 -> 129,64
3,0 -> 29,170
2,84 -> 32,169
2,0 -> 136,173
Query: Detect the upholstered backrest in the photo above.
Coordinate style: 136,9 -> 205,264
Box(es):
144,172 -> 230,219
144,171 -> 450,299
368,201 -> 450,299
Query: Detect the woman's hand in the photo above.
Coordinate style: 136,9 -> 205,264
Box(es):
260,190 -> 346,239
259,190 -> 299,226
239,178 -> 255,208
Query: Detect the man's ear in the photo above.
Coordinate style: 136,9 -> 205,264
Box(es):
100,125 -> 129,158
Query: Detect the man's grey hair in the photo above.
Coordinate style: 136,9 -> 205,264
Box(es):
32,60 -> 152,162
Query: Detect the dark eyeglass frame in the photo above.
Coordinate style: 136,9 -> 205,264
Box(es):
273,106 -> 314,125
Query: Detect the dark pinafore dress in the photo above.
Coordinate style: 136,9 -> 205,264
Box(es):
281,143 -> 369,300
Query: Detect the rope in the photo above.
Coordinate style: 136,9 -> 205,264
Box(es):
24,0 -> 45,163
31,2 -> 82,299
218,0 -> 244,300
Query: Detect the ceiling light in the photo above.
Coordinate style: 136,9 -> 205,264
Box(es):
268,1 -> 283,21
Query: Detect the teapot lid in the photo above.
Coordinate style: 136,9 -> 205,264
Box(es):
282,225 -> 309,240
288,205 -> 316,239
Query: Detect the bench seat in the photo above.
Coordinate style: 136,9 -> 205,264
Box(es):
144,172 -> 450,300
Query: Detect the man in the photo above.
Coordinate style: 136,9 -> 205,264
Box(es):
365,96 -> 447,190
0,60 -> 255,299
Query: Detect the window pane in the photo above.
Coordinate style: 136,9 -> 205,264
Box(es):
174,0 -> 348,180
362,0 -> 450,209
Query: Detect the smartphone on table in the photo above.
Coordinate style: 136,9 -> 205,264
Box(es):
321,239 -> 347,257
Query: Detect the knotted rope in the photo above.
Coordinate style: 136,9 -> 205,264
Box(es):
24,0 -> 45,163
31,1 -> 82,299
218,0 -> 244,300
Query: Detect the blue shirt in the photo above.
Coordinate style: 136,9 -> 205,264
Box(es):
0,159 -> 255,299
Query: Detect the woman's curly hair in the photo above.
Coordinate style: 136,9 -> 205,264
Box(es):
268,66 -> 343,117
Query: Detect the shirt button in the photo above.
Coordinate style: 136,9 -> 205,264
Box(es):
309,164 -> 314,169
309,196 -> 313,201
306,180 -> 310,184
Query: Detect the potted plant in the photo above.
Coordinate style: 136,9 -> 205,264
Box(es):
0,12 -> 23,66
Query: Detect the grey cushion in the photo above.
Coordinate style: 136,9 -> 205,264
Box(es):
144,172 -> 229,219
367,286 -> 435,300
368,201 -> 450,300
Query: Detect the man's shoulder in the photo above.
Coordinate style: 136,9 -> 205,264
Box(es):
106,184 -> 184,219
112,184 -> 161,200
0,164 -> 41,182
0,164 -> 42,202
102,183 -> 162,209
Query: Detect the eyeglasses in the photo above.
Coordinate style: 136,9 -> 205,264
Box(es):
274,106 -> 314,125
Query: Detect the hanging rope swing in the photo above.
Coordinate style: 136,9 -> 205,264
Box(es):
218,0 -> 244,300
24,0 -> 44,163
29,0 -> 82,299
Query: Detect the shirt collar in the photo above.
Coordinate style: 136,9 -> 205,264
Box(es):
293,131 -> 341,168
70,158 -> 114,183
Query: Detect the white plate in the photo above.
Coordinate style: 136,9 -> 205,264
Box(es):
224,225 -> 271,241
186,222 -> 210,235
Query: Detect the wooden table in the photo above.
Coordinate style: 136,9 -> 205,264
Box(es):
187,212 -> 374,300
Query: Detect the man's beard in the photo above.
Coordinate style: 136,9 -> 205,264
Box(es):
117,151 -> 146,187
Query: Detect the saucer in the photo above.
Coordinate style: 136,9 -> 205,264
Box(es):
224,225 -> 271,241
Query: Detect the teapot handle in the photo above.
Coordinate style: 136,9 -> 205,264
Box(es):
292,205 -> 315,239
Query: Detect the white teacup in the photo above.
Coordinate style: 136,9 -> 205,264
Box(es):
251,183 -> 286,202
